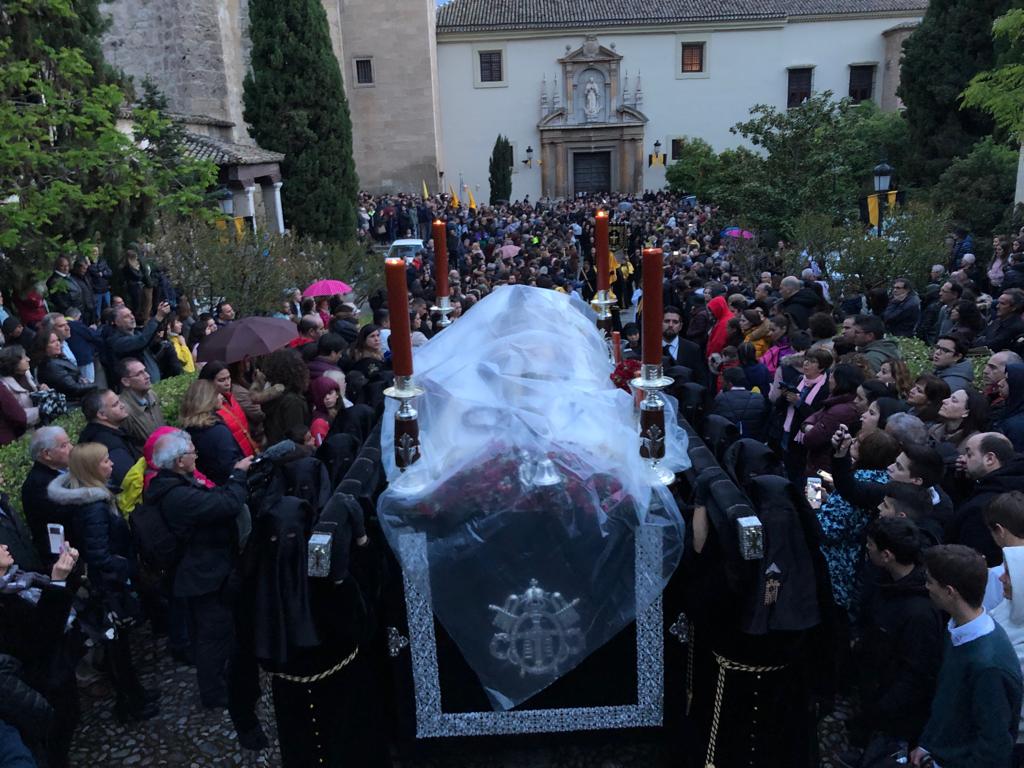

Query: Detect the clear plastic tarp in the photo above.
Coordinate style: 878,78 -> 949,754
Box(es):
378,285 -> 688,710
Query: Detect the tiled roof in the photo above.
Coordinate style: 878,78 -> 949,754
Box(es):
436,0 -> 927,32
182,133 -> 285,166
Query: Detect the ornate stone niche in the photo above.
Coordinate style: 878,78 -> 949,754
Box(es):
537,35 -> 648,198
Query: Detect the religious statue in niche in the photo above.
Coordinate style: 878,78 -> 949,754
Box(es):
584,77 -> 601,120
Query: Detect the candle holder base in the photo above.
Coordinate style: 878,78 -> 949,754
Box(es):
431,295 -> 453,328
648,461 -> 676,486
593,290 -> 616,362
630,363 -> 676,487
385,376 -> 426,474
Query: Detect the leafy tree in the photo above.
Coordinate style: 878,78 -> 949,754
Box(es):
488,135 -> 512,204
898,0 -> 1016,184
152,217 -> 381,316
962,9 -> 1024,141
0,0 -> 218,288
932,137 -> 1017,238
244,0 -> 359,243
665,137 -> 719,197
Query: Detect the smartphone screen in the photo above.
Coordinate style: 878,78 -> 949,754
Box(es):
47,523 -> 65,555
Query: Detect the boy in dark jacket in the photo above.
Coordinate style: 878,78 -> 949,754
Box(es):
711,367 -> 767,440
849,518 -> 943,764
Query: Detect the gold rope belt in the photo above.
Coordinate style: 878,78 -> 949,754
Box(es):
705,651 -> 788,768
270,646 -> 359,684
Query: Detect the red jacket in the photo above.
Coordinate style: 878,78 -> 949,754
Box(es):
218,392 -> 258,456
705,296 -> 733,359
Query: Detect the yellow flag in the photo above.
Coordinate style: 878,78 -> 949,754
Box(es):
422,179 -> 430,199
468,186 -> 477,210
866,194 -> 880,228
887,190 -> 898,208
449,183 -> 460,208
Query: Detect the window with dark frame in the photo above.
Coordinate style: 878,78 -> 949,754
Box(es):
848,65 -> 875,103
787,68 -> 812,108
479,50 -> 503,83
681,42 -> 705,73
355,58 -> 373,85
671,138 -> 686,161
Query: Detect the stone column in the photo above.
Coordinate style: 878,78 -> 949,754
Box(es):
555,144 -> 567,198
263,181 -> 285,233
634,138 -> 644,193
245,186 -> 257,235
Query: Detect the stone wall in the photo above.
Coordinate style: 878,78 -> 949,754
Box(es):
339,0 -> 442,193
881,23 -> 917,112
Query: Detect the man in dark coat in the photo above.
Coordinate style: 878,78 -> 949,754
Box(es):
20,426 -> 73,566
778,275 -> 821,330
977,289 -> 1024,354
949,433 -> 1024,566
44,256 -> 83,317
106,301 -> 172,383
662,306 -> 708,386
882,278 -> 921,338
144,429 -> 251,709
77,390 -> 141,487
853,518 -> 943,762
711,367 -> 767,440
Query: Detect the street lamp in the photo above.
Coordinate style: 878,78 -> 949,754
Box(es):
522,146 -> 534,168
653,139 -> 662,156
872,161 -> 894,237
872,161 -> 893,193
214,186 -> 234,217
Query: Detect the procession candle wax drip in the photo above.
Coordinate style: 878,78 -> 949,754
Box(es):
595,209 -> 609,292
433,219 -> 448,298
385,258 -> 414,377
641,248 -> 664,365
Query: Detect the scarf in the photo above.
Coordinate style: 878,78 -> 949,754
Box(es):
785,373 -> 826,439
0,565 -> 49,605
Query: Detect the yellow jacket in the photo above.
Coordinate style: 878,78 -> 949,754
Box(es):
170,334 -> 195,373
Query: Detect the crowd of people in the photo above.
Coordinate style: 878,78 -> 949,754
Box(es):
1,190 -> 1024,767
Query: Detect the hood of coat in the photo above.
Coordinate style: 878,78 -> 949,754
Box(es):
878,562 -> 928,598
1000,546 -> 1024,625
144,468 -> 195,506
783,287 -> 820,309
860,338 -> 900,357
46,473 -> 111,506
935,358 -> 975,385
708,295 -> 731,322
1004,364 -> 1024,418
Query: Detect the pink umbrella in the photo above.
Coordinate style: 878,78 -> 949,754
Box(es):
303,279 -> 352,297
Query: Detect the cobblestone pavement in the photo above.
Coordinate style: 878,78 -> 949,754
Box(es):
68,625 -> 850,767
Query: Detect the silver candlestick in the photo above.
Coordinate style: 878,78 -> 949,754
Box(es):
630,363 -> 675,486
592,289 -> 615,361
432,295 -> 453,328
384,375 -> 425,473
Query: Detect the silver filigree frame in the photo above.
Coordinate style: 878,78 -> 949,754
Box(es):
398,525 -> 665,738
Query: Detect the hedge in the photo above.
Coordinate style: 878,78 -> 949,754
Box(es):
894,336 -> 986,389
0,373 -> 197,514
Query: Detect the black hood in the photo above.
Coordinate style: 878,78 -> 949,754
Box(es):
879,563 -> 928,598
741,475 -> 826,635
722,438 -> 785,490
978,457 -> 1024,495
252,496 -> 319,665
1004,364 -> 1024,419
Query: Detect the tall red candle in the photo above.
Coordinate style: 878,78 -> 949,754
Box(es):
432,219 -> 448,298
612,331 -> 622,364
642,248 -> 664,365
595,210 -> 609,292
385,258 -> 414,376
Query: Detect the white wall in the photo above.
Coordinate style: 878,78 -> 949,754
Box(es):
437,15 -> 922,203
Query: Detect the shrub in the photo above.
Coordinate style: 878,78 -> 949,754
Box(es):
894,335 -> 986,388
0,373 -> 196,514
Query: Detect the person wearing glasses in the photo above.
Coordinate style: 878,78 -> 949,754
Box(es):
883,277 -> 921,338
931,334 -> 975,393
117,358 -> 165,448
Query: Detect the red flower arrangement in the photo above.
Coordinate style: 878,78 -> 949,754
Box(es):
610,359 -> 641,393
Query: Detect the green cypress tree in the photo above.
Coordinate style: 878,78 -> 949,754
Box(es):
244,0 -> 359,243
488,135 -> 513,204
898,0 -> 1015,185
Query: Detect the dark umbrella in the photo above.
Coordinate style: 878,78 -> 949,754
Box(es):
195,316 -> 298,364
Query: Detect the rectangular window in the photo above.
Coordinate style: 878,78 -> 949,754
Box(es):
355,58 -> 373,85
671,138 -> 686,161
848,65 -> 875,103
681,43 -> 705,74
479,51 -> 503,83
787,67 -> 812,109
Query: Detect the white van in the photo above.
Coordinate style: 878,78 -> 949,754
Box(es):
385,239 -> 425,264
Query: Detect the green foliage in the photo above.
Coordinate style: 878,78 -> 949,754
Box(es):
664,137 -> 719,197
151,217 -> 380,315
0,373 -> 196,513
898,0 -> 1016,184
243,0 -> 358,244
669,97 -> 911,240
488,135 -> 513,204
932,137 -> 1018,237
0,0 -> 220,288
962,9 -> 1024,142
790,202 -> 949,296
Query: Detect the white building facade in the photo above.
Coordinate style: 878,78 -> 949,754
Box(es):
435,0 -> 926,202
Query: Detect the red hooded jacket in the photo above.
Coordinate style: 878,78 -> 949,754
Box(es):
705,296 -> 733,359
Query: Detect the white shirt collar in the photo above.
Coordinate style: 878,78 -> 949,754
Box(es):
948,611 -> 995,647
